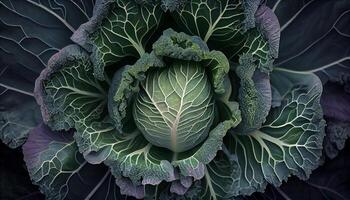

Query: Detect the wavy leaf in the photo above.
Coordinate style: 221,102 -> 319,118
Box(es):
72,0 -> 163,80
321,82 -> 350,159
74,117 -> 239,191
225,71 -> 325,196
234,53 -> 272,133
22,123 -> 131,200
34,45 -> 109,130
172,0 -> 273,72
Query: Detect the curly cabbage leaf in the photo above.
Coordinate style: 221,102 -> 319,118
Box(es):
74,117 -> 239,193
224,71 -> 325,196
34,45 -> 109,130
109,29 -> 231,132
268,0 -> 350,159
184,151 -> 241,200
172,0 -> 276,72
72,0 -> 163,80
161,0 -> 187,12
22,123 -> 129,200
234,53 -> 272,133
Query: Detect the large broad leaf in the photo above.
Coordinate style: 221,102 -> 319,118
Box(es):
22,123 -> 133,200
188,151 -> 241,200
268,0 -> 350,159
172,0 -> 274,72
72,0 -> 163,80
34,45 -> 109,130
0,0 -> 95,95
74,118 -> 238,192
225,71 -> 325,196
268,0 -> 350,81
247,143 -> 350,200
144,151 -> 241,200
0,0 -> 95,147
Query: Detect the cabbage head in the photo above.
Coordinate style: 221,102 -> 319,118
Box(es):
0,0 -> 333,199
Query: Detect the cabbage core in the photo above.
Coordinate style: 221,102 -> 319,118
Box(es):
133,61 -> 215,152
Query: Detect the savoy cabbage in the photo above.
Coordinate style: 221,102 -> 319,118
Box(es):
0,0 -> 349,199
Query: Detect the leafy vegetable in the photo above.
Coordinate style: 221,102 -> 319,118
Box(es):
1,0 -> 343,199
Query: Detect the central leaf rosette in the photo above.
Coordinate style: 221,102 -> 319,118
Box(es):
108,28 -> 241,155
133,61 -> 215,152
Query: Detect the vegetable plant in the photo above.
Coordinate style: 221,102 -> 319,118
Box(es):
0,0 -> 349,199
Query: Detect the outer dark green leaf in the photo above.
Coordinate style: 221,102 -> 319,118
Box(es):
0,0 -> 95,148
189,151 -> 241,200
34,45 -> 109,130
145,152 -> 241,200
22,124 -> 130,200
225,71 -> 325,196
172,0 -> 274,72
74,118 -> 239,188
72,0 -> 163,80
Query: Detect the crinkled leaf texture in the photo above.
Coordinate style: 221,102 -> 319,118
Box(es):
172,0 -> 279,72
246,143 -> 350,200
268,0 -> 350,159
224,71 -> 325,196
73,29 -> 241,199
72,0 -> 164,80
0,0 -> 95,147
108,28 -> 234,133
234,53 -> 272,133
22,123 -> 133,200
74,117 -> 239,199
34,45 -> 109,131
